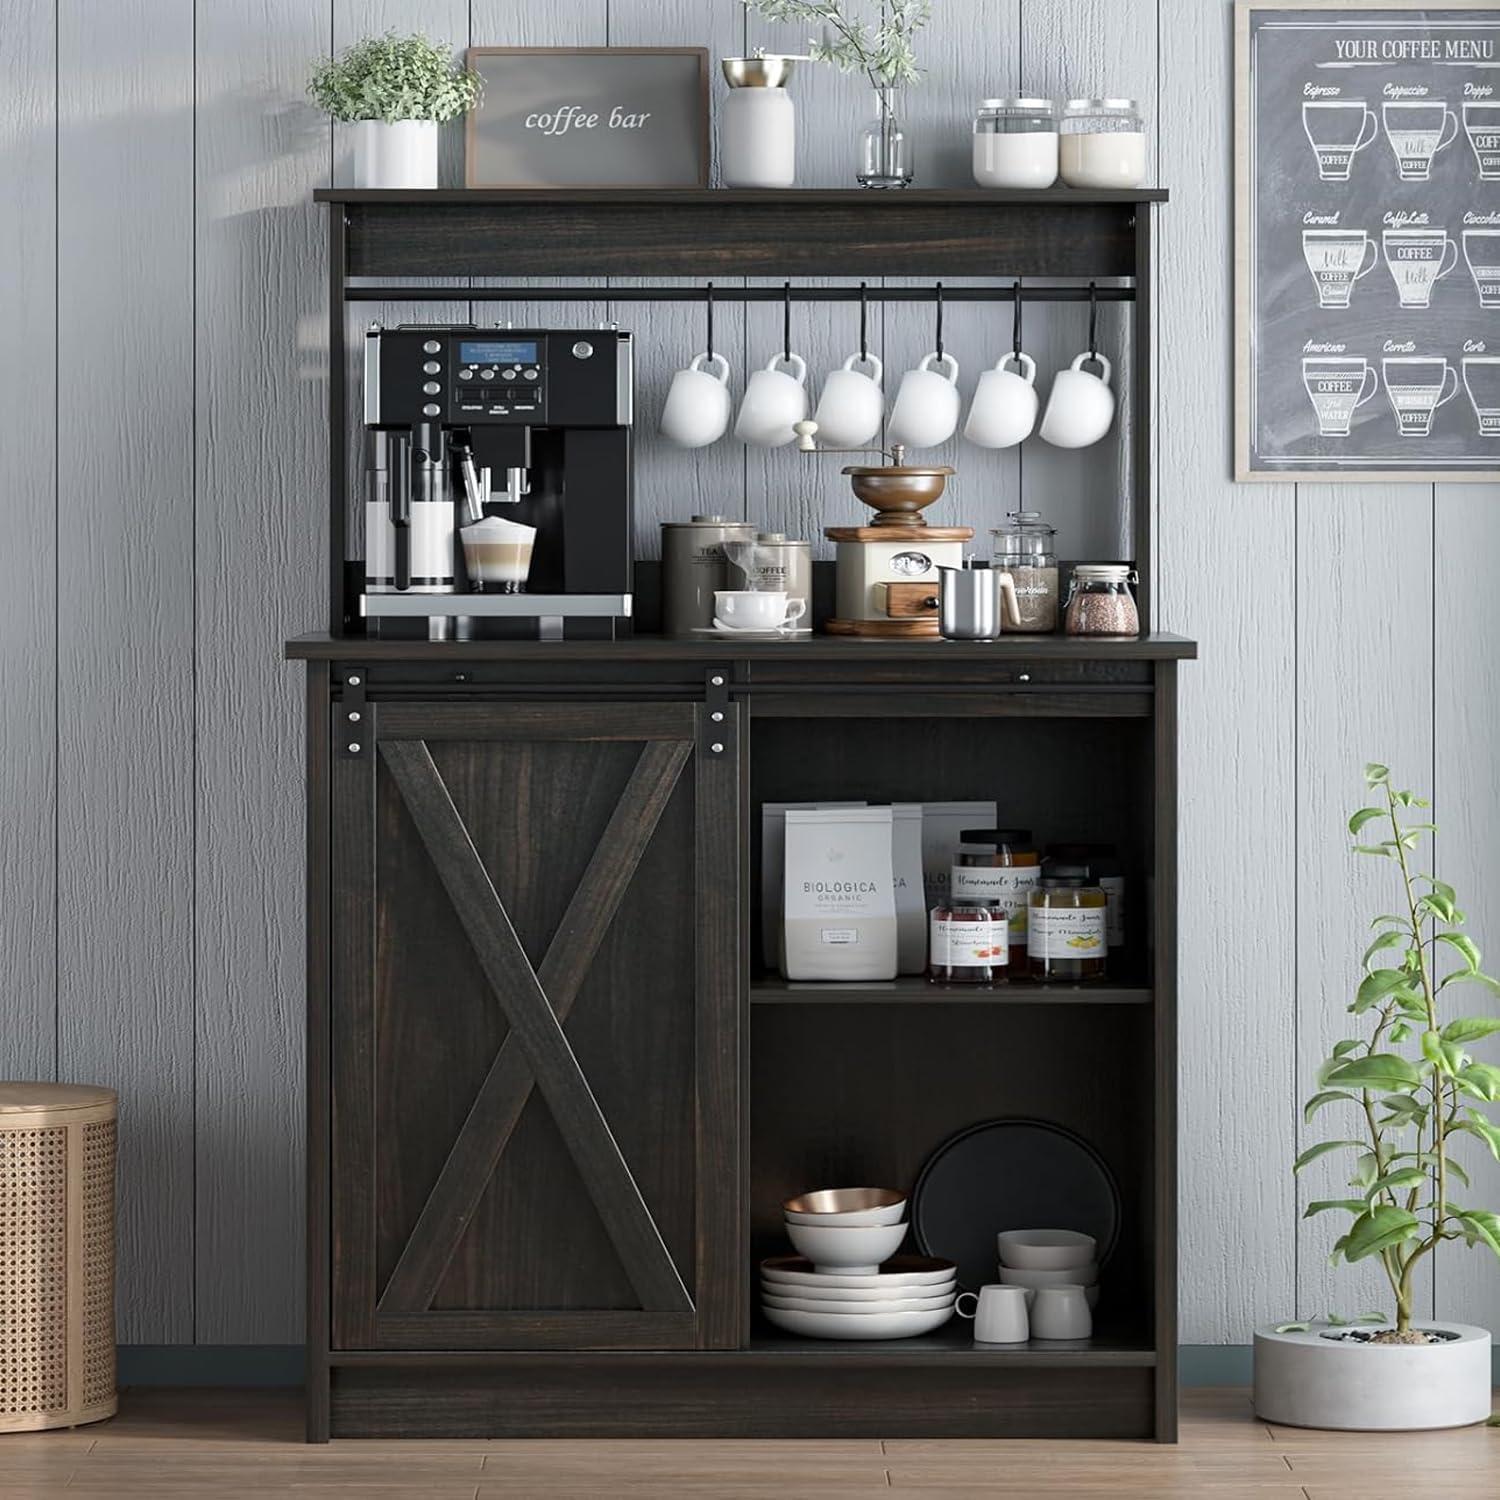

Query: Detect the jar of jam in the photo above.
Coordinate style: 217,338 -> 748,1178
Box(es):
928,893 -> 1007,986
1028,865 -> 1107,982
1046,842 -> 1124,952
954,828 -> 1040,968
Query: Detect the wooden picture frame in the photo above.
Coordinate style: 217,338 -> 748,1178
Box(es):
1235,1 -> 1500,482
465,47 -> 709,190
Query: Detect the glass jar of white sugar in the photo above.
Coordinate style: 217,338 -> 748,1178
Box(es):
972,99 -> 1059,188
1060,98 -> 1146,188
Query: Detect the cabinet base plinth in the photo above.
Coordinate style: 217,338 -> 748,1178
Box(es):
325,1358 -> 1156,1439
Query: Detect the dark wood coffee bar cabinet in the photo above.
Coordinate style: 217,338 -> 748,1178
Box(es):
292,189 -> 1191,1442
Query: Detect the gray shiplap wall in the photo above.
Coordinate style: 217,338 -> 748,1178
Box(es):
0,0 -> 1494,1348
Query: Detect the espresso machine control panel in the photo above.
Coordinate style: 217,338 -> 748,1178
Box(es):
451,336 -> 547,421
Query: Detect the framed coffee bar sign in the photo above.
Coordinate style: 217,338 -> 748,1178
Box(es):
1236,3 -> 1500,480
465,47 -> 708,189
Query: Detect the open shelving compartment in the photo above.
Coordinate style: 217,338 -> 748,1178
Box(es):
745,683 -> 1163,1379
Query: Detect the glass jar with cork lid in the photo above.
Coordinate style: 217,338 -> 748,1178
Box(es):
990,510 -> 1059,633
1028,865 -> 1108,982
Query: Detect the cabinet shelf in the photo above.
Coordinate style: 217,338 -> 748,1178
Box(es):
750,976 -> 1151,1006
749,1317 -> 1156,1367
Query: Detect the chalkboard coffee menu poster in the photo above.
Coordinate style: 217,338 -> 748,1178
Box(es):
1236,3 -> 1500,480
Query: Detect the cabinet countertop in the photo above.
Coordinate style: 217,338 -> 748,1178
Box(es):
285,631 -> 1197,663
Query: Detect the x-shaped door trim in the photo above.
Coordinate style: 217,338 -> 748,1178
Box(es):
376,735 -> 695,1315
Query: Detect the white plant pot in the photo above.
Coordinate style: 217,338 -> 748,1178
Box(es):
1253,1323 -> 1491,1430
353,120 -> 438,190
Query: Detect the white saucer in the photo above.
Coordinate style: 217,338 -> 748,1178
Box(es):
691,624 -> 810,639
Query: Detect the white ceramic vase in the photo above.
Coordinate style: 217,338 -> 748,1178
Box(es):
1253,1323 -> 1491,1430
353,120 -> 438,189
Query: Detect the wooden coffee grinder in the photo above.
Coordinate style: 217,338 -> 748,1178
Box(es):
794,421 -> 971,638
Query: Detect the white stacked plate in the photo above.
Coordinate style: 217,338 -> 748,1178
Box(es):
760,1252 -> 958,1340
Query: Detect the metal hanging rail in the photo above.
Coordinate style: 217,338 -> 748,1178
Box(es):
342,284 -> 1136,304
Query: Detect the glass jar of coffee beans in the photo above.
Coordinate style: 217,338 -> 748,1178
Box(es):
990,510 -> 1059,632
1064,563 -> 1140,637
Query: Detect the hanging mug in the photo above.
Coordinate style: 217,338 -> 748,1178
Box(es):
965,351 -> 1039,448
660,352 -> 733,448
1038,351 -> 1115,449
735,352 -> 809,448
887,351 -> 962,449
813,352 -> 884,448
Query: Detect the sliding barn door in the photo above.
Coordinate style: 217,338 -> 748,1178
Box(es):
329,700 -> 742,1350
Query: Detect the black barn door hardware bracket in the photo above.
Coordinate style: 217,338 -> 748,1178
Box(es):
701,669 -> 733,757
340,669 -> 369,758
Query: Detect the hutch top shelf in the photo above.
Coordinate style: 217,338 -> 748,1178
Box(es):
315,186 -> 1167,280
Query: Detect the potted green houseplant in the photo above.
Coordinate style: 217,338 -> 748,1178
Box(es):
1254,763 -> 1499,1430
308,32 -> 481,190
746,0 -> 931,186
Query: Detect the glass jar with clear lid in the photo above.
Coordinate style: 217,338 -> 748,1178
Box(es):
972,98 -> 1058,188
1064,563 -> 1140,637
1060,98 -> 1146,188
990,509 -> 1058,632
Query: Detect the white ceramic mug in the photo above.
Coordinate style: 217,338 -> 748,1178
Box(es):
1038,351 -> 1115,448
660,352 -> 732,448
1030,1285 -> 1093,1340
886,351 -> 961,448
955,1284 -> 1029,1344
964,351 -> 1039,448
813,352 -> 884,447
734,353 -> 809,447
713,589 -> 807,632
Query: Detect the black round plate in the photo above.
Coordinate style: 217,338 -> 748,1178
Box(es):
911,1118 -> 1121,1292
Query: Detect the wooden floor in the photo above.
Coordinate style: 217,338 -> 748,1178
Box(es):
0,1388 -> 1495,1497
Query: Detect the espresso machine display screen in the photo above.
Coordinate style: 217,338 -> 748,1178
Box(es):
458,340 -> 538,366
360,324 -> 634,640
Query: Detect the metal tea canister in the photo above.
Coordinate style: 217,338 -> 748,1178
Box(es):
661,516 -> 756,635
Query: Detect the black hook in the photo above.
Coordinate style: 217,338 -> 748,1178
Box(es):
934,281 -> 944,360
783,280 -> 792,362
1013,281 -> 1023,358
1088,281 -> 1099,357
704,281 -> 714,363
859,281 -> 869,362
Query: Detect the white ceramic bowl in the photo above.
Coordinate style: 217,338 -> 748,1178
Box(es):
763,1291 -> 953,1315
785,1219 -> 908,1274
997,1262 -> 1099,1289
763,1303 -> 955,1340
782,1188 -> 907,1227
761,1277 -> 955,1303
996,1228 -> 1097,1270
999,1274 -> 1101,1310
761,1255 -> 955,1290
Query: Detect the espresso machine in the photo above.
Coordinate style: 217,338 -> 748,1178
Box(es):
360,324 -> 634,638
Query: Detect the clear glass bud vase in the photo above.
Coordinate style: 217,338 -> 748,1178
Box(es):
858,86 -> 913,188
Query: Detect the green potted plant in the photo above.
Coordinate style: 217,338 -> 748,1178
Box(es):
745,0 -> 931,186
1254,762 -> 1499,1430
308,32 -> 481,190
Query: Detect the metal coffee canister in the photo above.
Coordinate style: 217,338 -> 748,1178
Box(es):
661,515 -> 755,635
725,531 -> 812,634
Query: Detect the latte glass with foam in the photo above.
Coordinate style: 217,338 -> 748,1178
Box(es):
461,515 -> 536,593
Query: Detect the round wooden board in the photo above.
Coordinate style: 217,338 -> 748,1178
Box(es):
823,617 -> 943,638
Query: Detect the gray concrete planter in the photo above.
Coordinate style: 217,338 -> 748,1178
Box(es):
1253,1323 -> 1491,1430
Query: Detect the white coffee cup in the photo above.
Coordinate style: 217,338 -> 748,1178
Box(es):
955,1284 -> 1029,1344
713,589 -> 807,633
964,351 -> 1039,448
1038,351 -> 1115,448
813,352 -> 884,447
1029,1285 -> 1093,1340
886,351 -> 961,448
734,353 -> 808,447
660,352 -> 732,448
